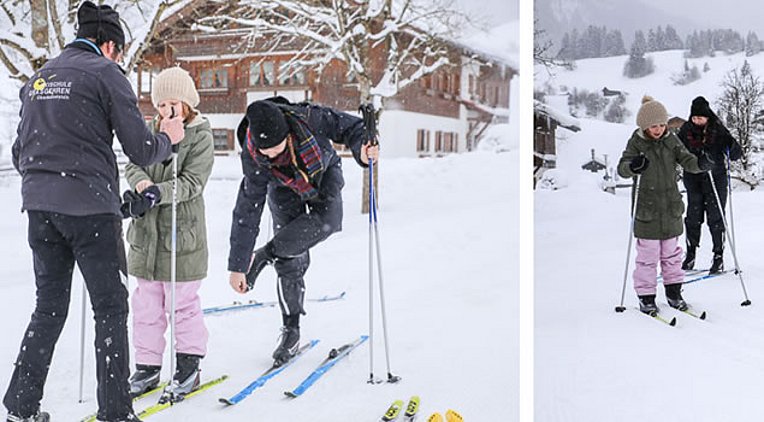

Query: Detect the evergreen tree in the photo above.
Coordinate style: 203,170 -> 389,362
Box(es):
746,31 -> 761,57
665,25 -> 683,50
624,30 -> 654,78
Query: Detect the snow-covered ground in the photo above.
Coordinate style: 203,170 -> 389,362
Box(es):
536,50 -> 764,421
0,148 -> 517,420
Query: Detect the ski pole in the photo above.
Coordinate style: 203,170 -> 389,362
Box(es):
708,171 -> 751,306
615,173 -> 640,313
78,281 -> 87,403
360,103 -> 400,384
725,148 -> 736,247
168,107 -> 180,396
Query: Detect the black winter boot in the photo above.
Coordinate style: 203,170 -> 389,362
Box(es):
638,294 -> 658,315
128,364 -> 161,397
665,283 -> 688,311
159,354 -> 201,403
6,411 -> 50,422
172,353 -> 201,395
273,326 -> 300,367
709,253 -> 724,274
682,247 -> 696,271
246,243 -> 276,291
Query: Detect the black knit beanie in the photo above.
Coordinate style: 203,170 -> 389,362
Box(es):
246,100 -> 290,149
690,96 -> 713,118
76,1 -> 125,49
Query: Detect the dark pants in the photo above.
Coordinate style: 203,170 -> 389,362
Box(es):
3,211 -> 133,420
267,164 -> 344,323
683,171 -> 727,254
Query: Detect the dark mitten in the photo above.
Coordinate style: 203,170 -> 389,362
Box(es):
629,155 -> 649,174
120,185 -> 161,218
245,243 -> 277,291
698,151 -> 715,172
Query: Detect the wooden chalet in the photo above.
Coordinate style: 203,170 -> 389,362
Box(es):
134,1 -> 515,157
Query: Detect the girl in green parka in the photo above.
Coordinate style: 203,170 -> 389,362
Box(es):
617,96 -> 713,315
121,67 -> 214,398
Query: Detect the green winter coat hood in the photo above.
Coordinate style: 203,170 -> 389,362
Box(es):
124,114 -> 214,281
617,128 -> 704,240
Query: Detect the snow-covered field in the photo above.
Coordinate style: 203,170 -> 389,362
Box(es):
0,149 -> 517,420
536,50 -> 764,421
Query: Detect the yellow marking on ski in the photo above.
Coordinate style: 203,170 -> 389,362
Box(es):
383,399 -> 404,420
445,409 -> 463,422
137,375 -> 228,418
427,413 -> 444,422
80,382 -> 168,422
405,395 -> 420,417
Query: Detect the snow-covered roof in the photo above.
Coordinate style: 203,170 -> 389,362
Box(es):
534,99 -> 581,132
458,21 -> 518,70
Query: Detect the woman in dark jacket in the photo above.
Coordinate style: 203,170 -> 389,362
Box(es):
227,97 -> 378,367
677,96 -> 742,274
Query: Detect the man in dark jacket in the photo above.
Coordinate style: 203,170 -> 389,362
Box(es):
5,2 -> 184,422
677,96 -> 743,274
228,97 -> 378,366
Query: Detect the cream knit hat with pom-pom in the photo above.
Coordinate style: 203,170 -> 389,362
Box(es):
635,95 -> 668,131
151,66 -> 200,109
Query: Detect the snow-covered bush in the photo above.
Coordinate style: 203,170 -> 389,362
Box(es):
671,60 -> 701,86
537,169 -> 569,190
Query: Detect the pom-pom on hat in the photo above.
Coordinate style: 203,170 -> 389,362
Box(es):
151,67 -> 200,109
636,95 -> 669,131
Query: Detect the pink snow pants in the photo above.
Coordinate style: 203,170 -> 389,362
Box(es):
633,237 -> 684,296
131,278 -> 208,366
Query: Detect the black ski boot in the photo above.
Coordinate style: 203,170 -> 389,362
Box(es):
681,247 -> 696,271
709,253 -> 724,274
638,294 -> 658,314
128,364 -> 161,397
665,283 -> 688,311
273,326 -> 300,367
159,353 -> 201,403
6,411 -> 50,422
245,243 -> 276,291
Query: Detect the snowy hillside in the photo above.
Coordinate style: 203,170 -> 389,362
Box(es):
0,150 -> 517,421
536,49 -> 764,120
536,51 -> 764,421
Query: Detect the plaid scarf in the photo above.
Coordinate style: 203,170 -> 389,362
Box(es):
247,110 -> 325,200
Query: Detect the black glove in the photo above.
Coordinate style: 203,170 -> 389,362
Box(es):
698,151 -> 715,172
245,243 -> 277,291
629,155 -> 649,174
120,185 -> 161,219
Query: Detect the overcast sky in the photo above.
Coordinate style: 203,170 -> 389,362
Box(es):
637,0 -> 761,33
455,0 -> 518,27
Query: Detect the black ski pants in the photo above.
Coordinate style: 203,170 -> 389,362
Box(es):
683,171 -> 727,254
267,164 -> 344,322
3,211 -> 134,421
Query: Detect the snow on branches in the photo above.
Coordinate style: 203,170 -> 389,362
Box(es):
197,0 -> 474,107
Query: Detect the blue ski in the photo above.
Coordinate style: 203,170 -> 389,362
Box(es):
284,335 -> 369,398
683,270 -> 733,285
219,339 -> 319,405
204,292 -> 346,315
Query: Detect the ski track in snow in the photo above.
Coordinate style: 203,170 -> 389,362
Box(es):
0,152 -> 517,421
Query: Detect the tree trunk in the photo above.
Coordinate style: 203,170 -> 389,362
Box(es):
31,0 -> 49,50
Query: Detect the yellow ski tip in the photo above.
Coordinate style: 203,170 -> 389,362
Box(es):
428,412 -> 444,422
405,395 -> 421,416
446,409 -> 464,422
383,399 -> 405,420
